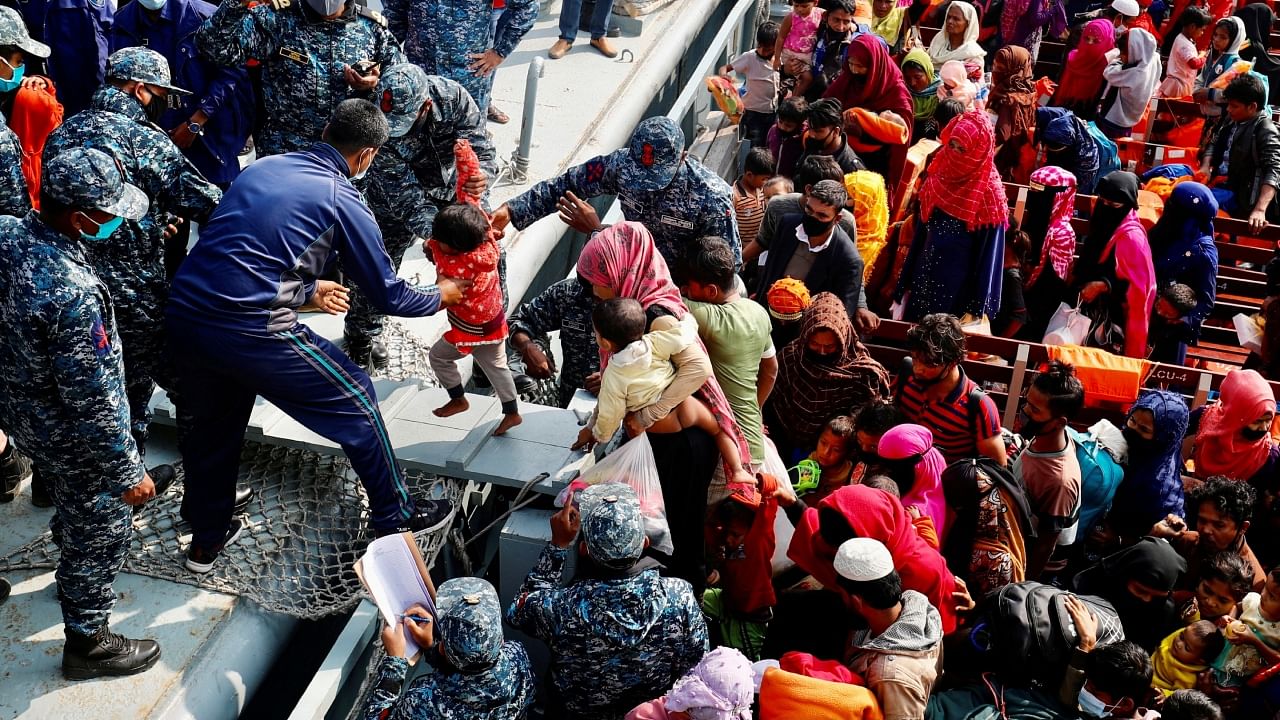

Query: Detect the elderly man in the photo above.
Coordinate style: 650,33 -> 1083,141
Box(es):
506,483 -> 709,719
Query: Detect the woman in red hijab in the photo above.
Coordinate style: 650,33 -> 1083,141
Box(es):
786,484 -> 959,632
822,34 -> 914,196
1186,369 -> 1279,485
1052,19 -> 1116,118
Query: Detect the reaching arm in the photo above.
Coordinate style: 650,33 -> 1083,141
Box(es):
335,191 -> 442,318
757,353 -> 778,407
504,154 -> 620,230
196,0 -> 281,68
505,542 -> 567,641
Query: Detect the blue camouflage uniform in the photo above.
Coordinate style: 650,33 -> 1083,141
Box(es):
44,0 -> 112,115
110,0 -> 255,186
196,0 -> 405,157
44,48 -> 223,453
166,136 -> 446,551
344,63 -> 495,348
507,276 -> 598,408
506,483 -> 709,720
505,116 -> 741,271
0,148 -> 150,636
383,0 -> 537,114
361,577 -> 535,720
0,111 -> 30,217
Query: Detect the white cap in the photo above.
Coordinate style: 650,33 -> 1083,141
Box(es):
834,538 -> 895,582
1111,0 -> 1139,17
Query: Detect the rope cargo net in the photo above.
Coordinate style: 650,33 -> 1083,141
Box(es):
0,321 -> 562,617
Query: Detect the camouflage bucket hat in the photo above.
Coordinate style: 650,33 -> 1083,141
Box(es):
107,46 -> 190,95
44,147 -> 149,221
435,576 -> 503,672
0,6 -> 49,59
578,483 -> 645,568
374,64 -> 431,137
612,116 -> 684,193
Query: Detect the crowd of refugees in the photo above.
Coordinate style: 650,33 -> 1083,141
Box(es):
4,0 -> 1280,717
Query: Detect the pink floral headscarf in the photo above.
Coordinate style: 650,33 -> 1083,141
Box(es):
1027,166 -> 1078,287
665,647 -> 754,720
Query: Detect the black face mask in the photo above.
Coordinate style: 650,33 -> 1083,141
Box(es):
1123,425 -> 1156,454
882,456 -> 922,497
805,134 -> 833,153
1017,410 -> 1048,440
143,93 -> 167,124
1241,426 -> 1269,442
801,212 -> 836,237
806,348 -> 837,364
858,449 -> 883,466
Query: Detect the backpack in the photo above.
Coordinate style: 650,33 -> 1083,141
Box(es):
971,581 -> 1126,688
1068,420 -> 1128,535
1085,121 -> 1121,178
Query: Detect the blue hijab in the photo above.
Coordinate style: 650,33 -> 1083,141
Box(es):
1111,390 -> 1189,536
1150,183 -> 1219,333
1037,107 -> 1101,194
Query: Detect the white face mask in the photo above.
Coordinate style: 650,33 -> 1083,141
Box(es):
136,0 -> 166,10
350,149 -> 373,181
1078,687 -> 1116,719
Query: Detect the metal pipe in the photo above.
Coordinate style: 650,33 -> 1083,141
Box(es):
512,56 -> 545,183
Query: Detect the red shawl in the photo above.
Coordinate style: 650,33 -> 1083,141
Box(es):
823,34 -> 915,126
1194,369 -> 1277,481
1055,20 -> 1116,105
788,484 -> 959,632
576,222 -> 752,473
917,110 -> 1008,230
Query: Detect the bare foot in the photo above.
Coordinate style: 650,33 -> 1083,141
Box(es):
494,412 -> 523,436
433,397 -> 470,417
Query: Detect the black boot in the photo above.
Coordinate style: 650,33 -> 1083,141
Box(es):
370,338 -> 389,368
30,465 -> 52,508
62,625 -> 162,680
147,464 -> 177,497
0,441 -> 31,503
344,334 -> 388,371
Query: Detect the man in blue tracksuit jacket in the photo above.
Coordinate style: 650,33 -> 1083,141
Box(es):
166,99 -> 467,573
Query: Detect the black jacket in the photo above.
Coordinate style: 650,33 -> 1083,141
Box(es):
756,213 -> 863,316
1212,113 -> 1280,222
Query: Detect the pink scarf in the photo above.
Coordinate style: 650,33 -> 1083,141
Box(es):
1195,369 -> 1276,481
1106,211 -> 1156,358
1027,166 -> 1078,287
876,423 -> 949,540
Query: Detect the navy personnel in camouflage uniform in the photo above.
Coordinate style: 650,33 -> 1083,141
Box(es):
44,47 -> 223,462
363,576 -> 536,720
0,148 -> 162,679
343,62 -> 495,367
506,483 -> 709,720
383,0 -> 536,122
494,116 -> 742,271
196,0 -> 404,157
507,275 -> 599,408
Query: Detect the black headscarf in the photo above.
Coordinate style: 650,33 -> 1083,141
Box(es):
940,457 -> 1036,580
1074,171 -> 1139,289
1236,4 -> 1280,78
1072,537 -> 1187,649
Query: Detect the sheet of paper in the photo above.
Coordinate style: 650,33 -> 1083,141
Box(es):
356,533 -> 437,660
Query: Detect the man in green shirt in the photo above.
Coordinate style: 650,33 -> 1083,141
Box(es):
679,235 -> 777,467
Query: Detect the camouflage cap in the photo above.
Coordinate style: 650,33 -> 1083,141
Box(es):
43,148 -> 149,221
106,46 -> 190,95
374,64 -> 430,138
0,6 -> 49,59
612,116 -> 684,193
435,576 -> 503,672
578,483 -> 645,568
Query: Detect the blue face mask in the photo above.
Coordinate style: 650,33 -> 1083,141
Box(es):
0,58 -> 25,93
80,214 -> 124,242
1078,687 -> 1115,719
136,0 -> 167,9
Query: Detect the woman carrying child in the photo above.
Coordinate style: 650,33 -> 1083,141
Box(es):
575,221 -> 752,592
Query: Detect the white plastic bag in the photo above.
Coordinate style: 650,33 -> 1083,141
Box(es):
1043,302 -> 1092,346
761,437 -> 796,576
1235,313 -> 1264,355
577,433 -> 674,555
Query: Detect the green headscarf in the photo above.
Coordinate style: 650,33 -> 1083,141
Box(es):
902,48 -> 941,121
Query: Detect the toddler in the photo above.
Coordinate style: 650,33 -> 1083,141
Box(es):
573,297 -> 754,489
768,96 -> 808,178
1157,7 -> 1210,98
1152,620 -> 1226,694
792,415 -> 856,505
721,22 -> 781,147
774,0 -> 823,97
427,202 -> 521,435
1150,283 -> 1198,363
702,474 -> 779,660
1180,551 -> 1255,625
1210,567 -> 1280,688
731,147 -> 776,250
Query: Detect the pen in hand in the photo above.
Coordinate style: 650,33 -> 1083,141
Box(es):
398,613 -> 432,624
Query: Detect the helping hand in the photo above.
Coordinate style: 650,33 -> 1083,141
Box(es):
312,280 -> 351,315
556,191 -> 603,234
550,500 -> 581,548
491,204 -> 512,232
436,277 -> 474,306
520,341 -> 554,379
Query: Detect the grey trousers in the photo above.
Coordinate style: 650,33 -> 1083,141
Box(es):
428,338 -> 519,410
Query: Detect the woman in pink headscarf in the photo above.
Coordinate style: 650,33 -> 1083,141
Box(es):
876,424 -> 949,540
1017,166 -> 1078,342
626,647 -> 754,720
1053,19 -> 1116,117
576,221 -> 752,592
1186,369 -> 1279,485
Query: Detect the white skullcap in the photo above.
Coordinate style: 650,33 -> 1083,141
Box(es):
833,538 -> 895,582
1111,0 -> 1139,16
